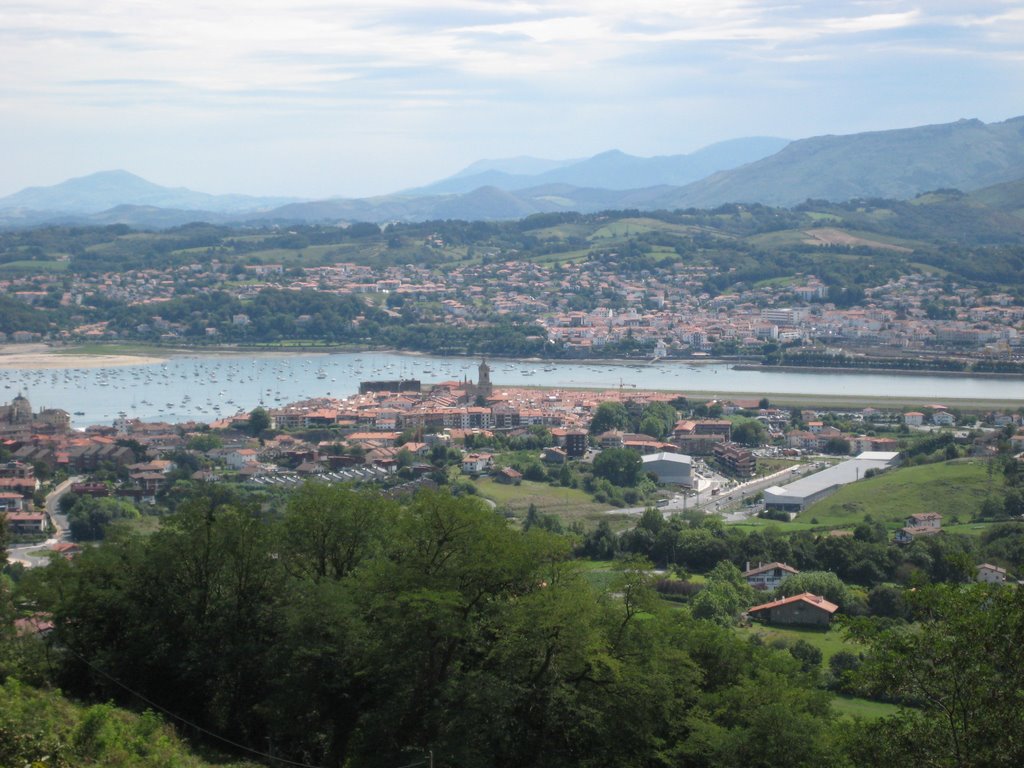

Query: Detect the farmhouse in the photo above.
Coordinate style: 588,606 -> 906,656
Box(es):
743,562 -> 799,591
747,592 -> 839,627
895,512 -> 942,544
976,563 -> 1008,584
461,453 -> 493,474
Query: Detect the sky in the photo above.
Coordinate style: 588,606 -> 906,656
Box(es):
2,0 -> 1022,199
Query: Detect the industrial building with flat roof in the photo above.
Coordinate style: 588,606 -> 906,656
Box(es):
641,452 -> 693,486
763,451 -> 901,513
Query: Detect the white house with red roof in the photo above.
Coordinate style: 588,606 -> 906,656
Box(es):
742,562 -> 799,591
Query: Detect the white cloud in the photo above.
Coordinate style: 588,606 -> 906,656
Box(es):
0,0 -> 1020,196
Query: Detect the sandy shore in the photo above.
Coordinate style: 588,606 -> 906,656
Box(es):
0,344 -> 167,370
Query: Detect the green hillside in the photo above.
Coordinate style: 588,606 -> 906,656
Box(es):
668,116 -> 1024,208
804,460 -> 997,527
967,176 -> 1024,215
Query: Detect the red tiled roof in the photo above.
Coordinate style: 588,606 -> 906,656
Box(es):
748,592 -> 839,615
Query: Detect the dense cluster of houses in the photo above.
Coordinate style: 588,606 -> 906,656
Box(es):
3,240 -> 1023,362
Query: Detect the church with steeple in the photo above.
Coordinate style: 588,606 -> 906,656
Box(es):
461,359 -> 493,401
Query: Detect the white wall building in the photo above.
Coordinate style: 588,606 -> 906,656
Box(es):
641,452 -> 693,486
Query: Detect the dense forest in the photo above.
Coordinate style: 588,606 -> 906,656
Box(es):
3,484 -> 1023,767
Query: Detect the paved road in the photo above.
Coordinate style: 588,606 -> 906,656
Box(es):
7,476 -> 78,568
611,461 -> 820,520
698,462 -> 825,520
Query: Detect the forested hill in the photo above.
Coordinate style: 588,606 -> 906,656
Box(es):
666,116 -> 1024,208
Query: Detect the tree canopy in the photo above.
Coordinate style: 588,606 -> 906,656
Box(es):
589,402 -> 630,434
17,484 -> 851,768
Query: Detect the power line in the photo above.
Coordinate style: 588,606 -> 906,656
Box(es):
58,636 -> 435,768
59,641 -> 324,768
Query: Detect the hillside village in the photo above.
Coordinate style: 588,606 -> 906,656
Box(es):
1,214 -> 1023,368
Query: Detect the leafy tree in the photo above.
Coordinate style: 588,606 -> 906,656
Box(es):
23,483 -> 855,768
776,570 -> 851,609
521,462 -> 546,482
828,651 -> 861,694
867,585 -> 908,619
789,638 -> 823,673
639,415 -> 667,440
637,401 -> 678,439
850,584 -> 1024,768
1004,489 -> 1024,518
579,519 -> 618,559
592,448 -> 643,487
187,433 -> 223,452
279,483 -> 397,582
690,561 -> 756,625
0,512 -> 8,570
732,420 -> 767,447
589,402 -> 630,434
66,496 -> 141,541
557,462 -> 573,487
824,437 -> 851,455
247,406 -> 270,436
638,507 -> 665,536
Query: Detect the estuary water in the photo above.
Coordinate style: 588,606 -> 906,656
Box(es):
0,351 -> 1021,427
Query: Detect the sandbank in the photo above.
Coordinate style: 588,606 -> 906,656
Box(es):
0,344 -> 167,370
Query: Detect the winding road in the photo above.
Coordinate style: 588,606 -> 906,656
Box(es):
7,476 -> 78,568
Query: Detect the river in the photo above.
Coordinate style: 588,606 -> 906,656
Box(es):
0,352 -> 1021,427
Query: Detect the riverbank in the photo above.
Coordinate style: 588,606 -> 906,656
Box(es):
734,363 -> 1024,380
7,340 -> 741,369
515,383 -> 1024,411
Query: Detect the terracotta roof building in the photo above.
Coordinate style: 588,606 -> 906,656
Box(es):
747,592 -> 839,627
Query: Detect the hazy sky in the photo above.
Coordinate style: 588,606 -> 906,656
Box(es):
2,0 -> 1021,199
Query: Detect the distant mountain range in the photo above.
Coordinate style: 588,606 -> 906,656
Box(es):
0,169 -> 299,216
662,116 -> 1024,209
1,116 -> 1022,228
403,137 -> 791,195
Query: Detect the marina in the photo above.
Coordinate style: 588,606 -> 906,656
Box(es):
0,351 -> 1021,427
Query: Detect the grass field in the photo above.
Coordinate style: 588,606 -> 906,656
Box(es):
944,521 -> 1005,537
803,459 -> 996,527
0,260 -> 69,272
755,458 -> 801,476
737,623 -> 854,664
473,477 -> 625,527
590,218 -> 696,240
831,695 -> 900,720
53,342 -> 171,357
733,623 -> 903,719
727,520 -> 823,533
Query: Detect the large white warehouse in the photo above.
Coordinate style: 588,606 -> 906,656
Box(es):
641,452 -> 694,486
763,452 -> 901,513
